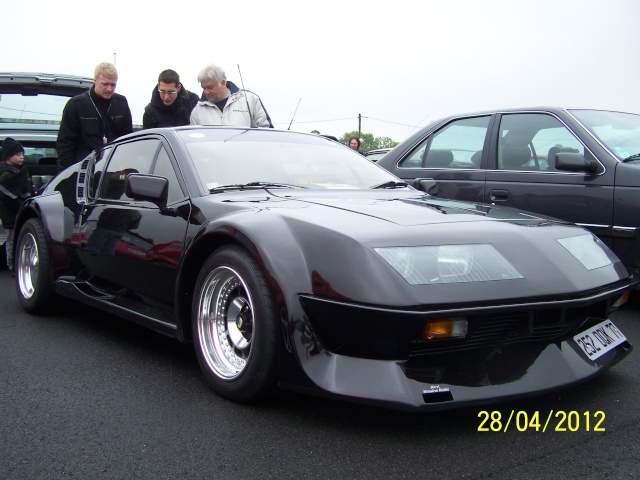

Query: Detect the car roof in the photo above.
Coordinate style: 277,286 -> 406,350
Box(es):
431,106 -> 637,120
0,72 -> 94,96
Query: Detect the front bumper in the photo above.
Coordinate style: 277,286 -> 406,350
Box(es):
288,281 -> 634,411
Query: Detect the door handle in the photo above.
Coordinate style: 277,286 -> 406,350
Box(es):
490,189 -> 509,201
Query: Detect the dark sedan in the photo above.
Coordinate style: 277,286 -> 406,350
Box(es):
12,127 -> 635,411
377,107 -> 640,274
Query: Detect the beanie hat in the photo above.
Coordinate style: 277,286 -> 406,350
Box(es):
2,137 -> 25,162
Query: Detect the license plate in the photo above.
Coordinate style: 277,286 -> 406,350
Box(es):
573,319 -> 627,361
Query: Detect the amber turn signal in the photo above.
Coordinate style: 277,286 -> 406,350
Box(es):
423,318 -> 468,340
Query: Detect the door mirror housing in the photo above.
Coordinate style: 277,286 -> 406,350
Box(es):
125,173 -> 169,208
414,178 -> 439,195
555,152 -> 599,173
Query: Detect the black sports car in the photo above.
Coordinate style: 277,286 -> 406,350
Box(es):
12,127 -> 634,411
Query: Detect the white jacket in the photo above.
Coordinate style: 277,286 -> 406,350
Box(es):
190,84 -> 273,128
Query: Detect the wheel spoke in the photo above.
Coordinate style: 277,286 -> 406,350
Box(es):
17,233 -> 39,299
197,266 -> 254,379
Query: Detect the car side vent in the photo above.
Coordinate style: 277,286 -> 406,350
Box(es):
76,155 -> 93,205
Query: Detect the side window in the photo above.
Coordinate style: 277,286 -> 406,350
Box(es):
498,114 -> 584,171
152,146 -> 185,203
88,147 -> 112,200
399,116 -> 490,169
99,139 -> 158,201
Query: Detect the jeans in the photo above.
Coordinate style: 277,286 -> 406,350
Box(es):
5,227 -> 13,271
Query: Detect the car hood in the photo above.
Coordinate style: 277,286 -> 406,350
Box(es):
281,191 -> 555,227
201,189 -> 629,306
615,159 -> 640,187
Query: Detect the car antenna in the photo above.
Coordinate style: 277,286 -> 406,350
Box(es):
287,98 -> 302,130
237,64 -> 257,128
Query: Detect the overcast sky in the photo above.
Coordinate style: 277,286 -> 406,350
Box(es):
2,0 -> 639,142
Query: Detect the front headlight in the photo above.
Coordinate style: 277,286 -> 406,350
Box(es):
556,234 -> 618,270
374,244 -> 523,285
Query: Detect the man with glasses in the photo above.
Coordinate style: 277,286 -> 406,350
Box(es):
57,62 -> 133,171
143,69 -> 199,129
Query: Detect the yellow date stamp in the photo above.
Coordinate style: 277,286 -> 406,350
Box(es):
477,410 -> 606,432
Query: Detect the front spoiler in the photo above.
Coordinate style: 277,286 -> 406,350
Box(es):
281,336 -> 631,412
289,280 -> 635,411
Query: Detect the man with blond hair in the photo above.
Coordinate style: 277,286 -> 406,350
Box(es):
57,62 -> 133,171
190,64 -> 273,128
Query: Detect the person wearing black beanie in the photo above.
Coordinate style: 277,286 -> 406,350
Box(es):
1,137 -> 25,162
0,137 -> 34,272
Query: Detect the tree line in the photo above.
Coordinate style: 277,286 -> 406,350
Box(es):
337,131 -> 398,152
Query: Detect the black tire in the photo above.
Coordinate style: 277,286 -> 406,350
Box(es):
15,218 -> 56,313
192,245 -> 279,401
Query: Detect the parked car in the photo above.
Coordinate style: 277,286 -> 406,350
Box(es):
363,147 -> 392,162
0,72 -> 93,255
13,126 -> 634,411
377,107 -> 640,275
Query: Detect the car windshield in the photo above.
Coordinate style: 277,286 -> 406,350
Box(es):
569,109 -> 640,161
178,128 -> 401,190
0,92 -> 69,129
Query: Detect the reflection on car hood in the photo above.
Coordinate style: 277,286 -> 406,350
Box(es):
277,191 -> 557,227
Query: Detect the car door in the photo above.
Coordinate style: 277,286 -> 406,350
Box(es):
78,137 -> 190,308
391,115 -> 493,203
484,112 -> 615,247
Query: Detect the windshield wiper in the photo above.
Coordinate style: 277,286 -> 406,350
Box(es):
370,180 -> 408,189
622,153 -> 640,162
210,181 -> 307,193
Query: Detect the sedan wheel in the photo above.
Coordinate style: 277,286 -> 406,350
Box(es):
193,246 -> 279,401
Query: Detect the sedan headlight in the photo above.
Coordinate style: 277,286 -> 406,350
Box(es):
556,234 -> 618,270
375,244 -> 523,285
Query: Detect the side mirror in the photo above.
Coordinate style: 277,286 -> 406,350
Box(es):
414,178 -> 439,195
125,173 -> 169,208
555,152 -> 599,173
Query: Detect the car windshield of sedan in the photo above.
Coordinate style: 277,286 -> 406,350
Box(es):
179,129 -> 400,190
569,109 -> 640,160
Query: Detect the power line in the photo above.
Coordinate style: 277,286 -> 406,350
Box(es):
361,116 -> 417,128
274,116 -> 357,125
0,106 -> 61,118
275,115 -> 418,128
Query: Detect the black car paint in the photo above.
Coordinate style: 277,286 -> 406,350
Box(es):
14,127 -> 634,411
377,107 -> 640,273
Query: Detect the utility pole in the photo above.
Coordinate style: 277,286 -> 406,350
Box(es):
358,113 -> 361,140
113,53 -> 117,66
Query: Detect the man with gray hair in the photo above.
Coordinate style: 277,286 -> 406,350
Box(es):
190,64 -> 273,128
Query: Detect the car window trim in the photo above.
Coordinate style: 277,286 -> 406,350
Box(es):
491,111 -> 606,177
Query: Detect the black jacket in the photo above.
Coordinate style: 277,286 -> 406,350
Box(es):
142,85 -> 199,129
0,162 -> 34,228
56,87 -> 133,171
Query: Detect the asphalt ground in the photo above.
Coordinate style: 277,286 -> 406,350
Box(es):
1,269 -> 639,479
